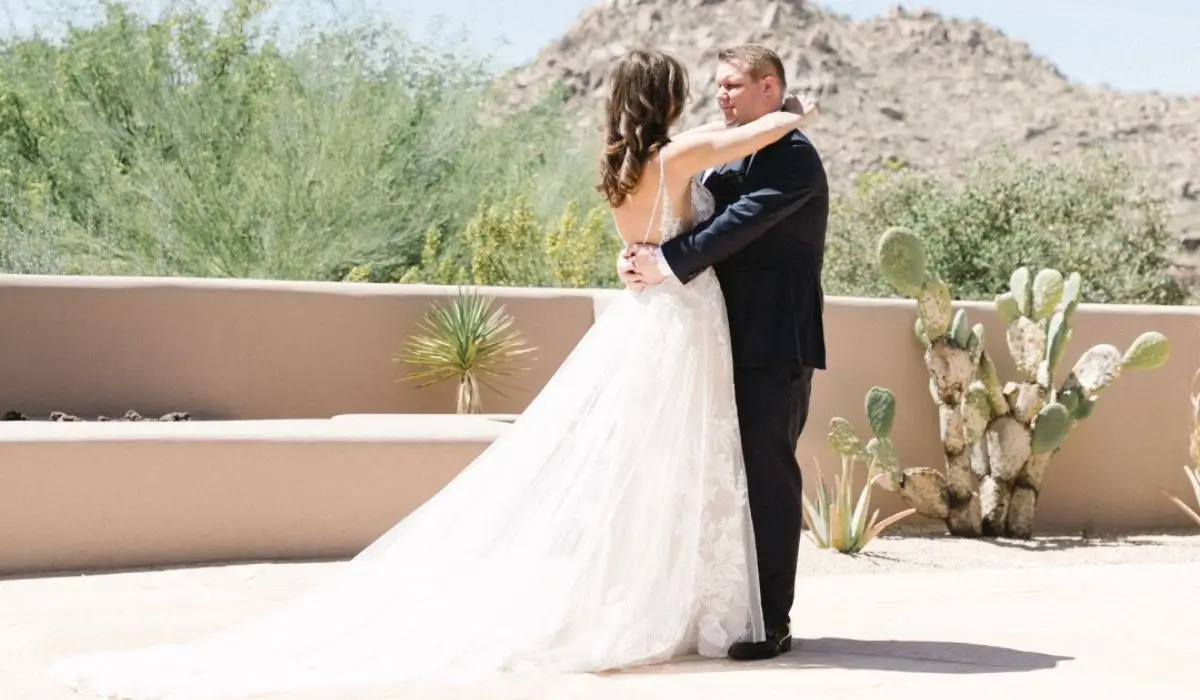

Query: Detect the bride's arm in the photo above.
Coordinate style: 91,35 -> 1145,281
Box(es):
661,95 -> 817,178
671,120 -> 728,137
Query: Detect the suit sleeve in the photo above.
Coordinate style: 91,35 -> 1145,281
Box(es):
659,136 -> 823,284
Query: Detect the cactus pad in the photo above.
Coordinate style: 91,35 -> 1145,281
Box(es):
1006,316 -> 1048,380
878,226 -> 928,296
1046,310 -> 1071,378
968,323 -> 986,365
1061,271 -> 1083,316
950,309 -> 972,348
828,417 -> 864,457
917,279 -> 953,340
994,292 -> 1020,324
978,352 -> 1009,415
1056,386 -> 1082,417
866,386 -> 897,439
986,416 -> 1032,482
961,383 -> 993,445
866,436 -> 901,476
1031,402 -> 1072,454
1122,331 -> 1171,371
899,468 -> 951,520
1031,269 -> 1065,321
1072,344 -> 1124,395
915,316 -> 929,346
1074,395 -> 1097,420
1010,267 -> 1032,318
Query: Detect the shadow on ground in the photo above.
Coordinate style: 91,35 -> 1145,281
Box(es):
612,638 -> 1072,676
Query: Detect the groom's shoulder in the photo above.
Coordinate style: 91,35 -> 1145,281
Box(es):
784,129 -> 820,156
761,129 -> 823,167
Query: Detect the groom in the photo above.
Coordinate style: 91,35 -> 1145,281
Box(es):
619,44 -> 828,661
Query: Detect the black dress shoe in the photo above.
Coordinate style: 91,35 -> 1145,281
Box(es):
727,625 -> 793,661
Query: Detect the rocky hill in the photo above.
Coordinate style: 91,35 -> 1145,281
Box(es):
507,0 -> 1200,274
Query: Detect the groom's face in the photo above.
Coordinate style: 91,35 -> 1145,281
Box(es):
715,61 -> 780,127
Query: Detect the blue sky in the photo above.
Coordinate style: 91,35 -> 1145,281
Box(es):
4,0 -> 1198,94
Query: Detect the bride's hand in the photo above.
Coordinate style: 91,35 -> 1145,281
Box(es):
783,93 -> 818,120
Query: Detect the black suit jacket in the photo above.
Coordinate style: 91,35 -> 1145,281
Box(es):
659,129 -> 828,370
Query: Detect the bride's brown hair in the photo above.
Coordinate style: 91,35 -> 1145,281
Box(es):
596,49 -> 690,208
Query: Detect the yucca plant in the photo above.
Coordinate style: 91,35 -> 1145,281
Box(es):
802,455 -> 916,554
395,288 -> 536,414
1161,371 -> 1200,527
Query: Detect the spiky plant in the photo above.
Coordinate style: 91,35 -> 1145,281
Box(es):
872,226 -> 1172,538
805,387 -> 917,554
395,288 -> 536,414
1161,371 -> 1200,527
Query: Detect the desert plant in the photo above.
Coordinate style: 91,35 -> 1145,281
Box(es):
545,199 -> 623,289
0,1 -> 597,279
806,387 -> 916,553
825,147 -> 1190,305
1163,465 -> 1200,527
866,226 -> 1172,538
394,288 -> 535,414
398,196 -> 623,289
1161,373 -> 1200,527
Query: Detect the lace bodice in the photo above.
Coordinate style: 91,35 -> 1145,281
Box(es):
657,175 -> 716,245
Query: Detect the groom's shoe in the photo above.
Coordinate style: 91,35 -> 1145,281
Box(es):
727,624 -> 793,661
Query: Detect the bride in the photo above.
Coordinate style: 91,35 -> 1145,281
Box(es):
51,49 -> 817,699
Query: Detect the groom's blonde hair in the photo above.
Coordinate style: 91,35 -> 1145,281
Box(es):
717,44 -> 787,90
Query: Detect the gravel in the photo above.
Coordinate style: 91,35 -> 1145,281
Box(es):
799,524 -> 1200,577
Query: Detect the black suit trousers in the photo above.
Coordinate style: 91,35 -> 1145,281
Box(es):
733,361 -> 814,631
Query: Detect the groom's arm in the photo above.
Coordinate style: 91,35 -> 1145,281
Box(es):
657,135 -> 825,284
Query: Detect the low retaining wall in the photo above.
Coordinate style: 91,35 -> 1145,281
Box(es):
0,416 -> 507,575
1,274 -> 1197,574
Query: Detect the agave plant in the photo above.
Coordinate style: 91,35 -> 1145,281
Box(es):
802,453 -> 916,554
1161,372 -> 1200,527
806,387 -> 917,554
395,288 -> 536,414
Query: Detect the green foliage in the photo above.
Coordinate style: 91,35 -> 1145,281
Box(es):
394,288 -> 536,414
397,195 -> 622,289
0,0 -> 598,278
813,387 -> 916,554
827,147 -> 1189,305
546,199 -> 624,289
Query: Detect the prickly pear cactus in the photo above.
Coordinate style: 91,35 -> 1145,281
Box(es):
874,227 -> 1172,539
829,387 -> 962,527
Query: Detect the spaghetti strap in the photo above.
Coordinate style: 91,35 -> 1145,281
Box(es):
640,153 -> 668,244
608,153 -> 669,246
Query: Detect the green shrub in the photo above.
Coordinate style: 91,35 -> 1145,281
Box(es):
826,147 -> 1189,305
397,195 -> 621,289
0,0 -> 597,279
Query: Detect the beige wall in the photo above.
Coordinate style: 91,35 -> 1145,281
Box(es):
0,274 -> 1197,574
0,275 -> 599,419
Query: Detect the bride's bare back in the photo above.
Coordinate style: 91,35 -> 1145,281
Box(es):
611,156 -> 694,247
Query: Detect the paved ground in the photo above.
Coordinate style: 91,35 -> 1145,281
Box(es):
4,555 -> 1196,699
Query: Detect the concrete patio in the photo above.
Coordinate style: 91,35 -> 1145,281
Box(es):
5,556 -> 1195,699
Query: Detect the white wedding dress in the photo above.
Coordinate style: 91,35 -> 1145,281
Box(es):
51,162 -> 765,699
